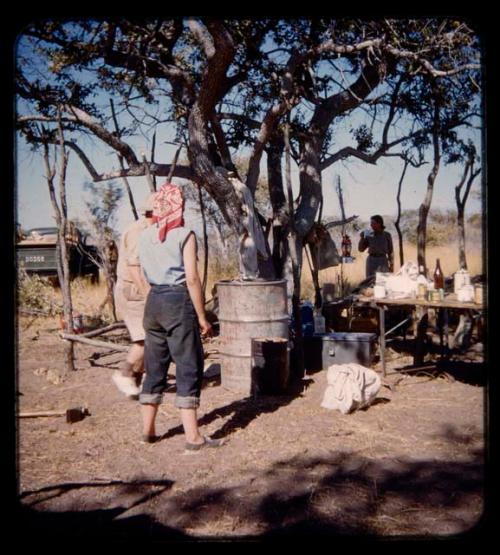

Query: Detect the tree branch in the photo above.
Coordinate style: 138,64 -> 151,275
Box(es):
384,44 -> 480,77
324,215 -> 359,229
62,104 -> 139,166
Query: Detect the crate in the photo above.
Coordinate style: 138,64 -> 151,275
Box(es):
304,332 -> 377,373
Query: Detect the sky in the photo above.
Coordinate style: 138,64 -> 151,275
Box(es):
15,128 -> 484,239
14,21 -> 484,238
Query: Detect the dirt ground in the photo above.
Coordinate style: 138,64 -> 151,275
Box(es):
15,314 -> 487,542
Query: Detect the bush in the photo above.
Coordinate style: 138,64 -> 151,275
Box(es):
17,267 -> 60,315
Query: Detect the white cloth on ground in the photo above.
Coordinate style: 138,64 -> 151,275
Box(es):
321,363 -> 381,414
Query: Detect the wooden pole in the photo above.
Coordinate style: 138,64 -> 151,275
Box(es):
284,119 -> 304,381
197,183 -> 209,299
336,175 -> 346,298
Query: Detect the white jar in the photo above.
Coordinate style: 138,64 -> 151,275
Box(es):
454,269 -> 471,293
374,285 -> 386,299
457,284 -> 474,302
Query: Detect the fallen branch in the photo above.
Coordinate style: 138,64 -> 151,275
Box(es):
60,333 -> 129,352
80,322 -> 127,338
19,308 -> 56,317
19,410 -> 67,418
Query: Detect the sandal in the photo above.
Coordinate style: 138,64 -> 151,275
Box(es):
141,434 -> 159,444
185,435 -> 225,452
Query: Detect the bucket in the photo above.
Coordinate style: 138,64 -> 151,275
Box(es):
217,279 -> 289,395
251,337 -> 289,395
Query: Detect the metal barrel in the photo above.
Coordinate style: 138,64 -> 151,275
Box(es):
216,279 -> 289,395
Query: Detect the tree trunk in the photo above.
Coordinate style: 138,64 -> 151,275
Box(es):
455,157 -> 480,272
295,135 -> 323,237
188,105 -> 245,233
456,204 -> 467,270
417,106 -> 441,272
284,122 -> 304,381
43,126 -> 75,373
266,134 -> 289,277
394,159 -> 409,268
197,183 -> 209,299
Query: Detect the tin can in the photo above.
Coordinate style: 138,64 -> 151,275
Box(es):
431,290 -> 441,302
417,283 -> 427,300
474,284 -> 484,305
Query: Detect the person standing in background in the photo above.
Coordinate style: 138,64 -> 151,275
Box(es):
358,215 -> 394,279
112,196 -> 155,398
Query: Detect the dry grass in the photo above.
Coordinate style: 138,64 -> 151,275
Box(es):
25,240 -> 484,317
300,240 -> 484,302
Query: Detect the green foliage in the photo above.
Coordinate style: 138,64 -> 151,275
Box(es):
350,124 -> 374,152
467,212 -> 482,227
83,180 -> 123,232
17,266 -> 60,314
399,208 -> 482,245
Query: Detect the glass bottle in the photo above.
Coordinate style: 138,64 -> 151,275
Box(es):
433,258 -> 444,291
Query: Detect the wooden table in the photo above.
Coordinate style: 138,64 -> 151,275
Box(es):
354,294 -> 484,376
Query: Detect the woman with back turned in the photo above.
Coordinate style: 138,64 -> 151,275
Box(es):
138,182 -> 225,451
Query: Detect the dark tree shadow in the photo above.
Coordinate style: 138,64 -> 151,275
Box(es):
15,423 -> 487,541
16,478 -> 184,542
158,377 -> 315,443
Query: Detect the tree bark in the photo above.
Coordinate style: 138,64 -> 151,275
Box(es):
417,103 -> 441,272
42,119 -> 75,373
394,159 -> 410,268
295,59 -> 387,239
284,121 -> 304,381
197,183 -> 209,299
455,157 -> 481,271
266,134 -> 289,277
456,204 -> 467,271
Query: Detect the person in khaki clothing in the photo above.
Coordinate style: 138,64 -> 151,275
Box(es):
112,196 -> 155,397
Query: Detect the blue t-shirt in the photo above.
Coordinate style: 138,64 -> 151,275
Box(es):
138,225 -> 194,285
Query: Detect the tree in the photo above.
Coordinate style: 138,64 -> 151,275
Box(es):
40,111 -> 76,372
15,17 -> 481,284
452,141 -> 481,270
81,180 -> 123,320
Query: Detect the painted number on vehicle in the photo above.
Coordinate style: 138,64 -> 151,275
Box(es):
25,255 -> 45,262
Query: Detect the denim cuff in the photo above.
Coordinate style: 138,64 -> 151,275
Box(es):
139,392 -> 163,405
175,395 -> 200,409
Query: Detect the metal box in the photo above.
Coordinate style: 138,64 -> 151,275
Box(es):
304,332 -> 377,372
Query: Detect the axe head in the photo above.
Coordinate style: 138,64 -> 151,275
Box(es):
65,406 -> 91,423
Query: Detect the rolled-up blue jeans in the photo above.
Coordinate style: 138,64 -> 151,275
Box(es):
139,284 -> 204,409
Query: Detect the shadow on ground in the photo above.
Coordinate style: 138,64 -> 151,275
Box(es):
17,424 -> 486,541
157,375 -> 314,443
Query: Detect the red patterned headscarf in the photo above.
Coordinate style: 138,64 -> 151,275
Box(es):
152,182 -> 185,242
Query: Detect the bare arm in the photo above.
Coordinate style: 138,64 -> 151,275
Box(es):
183,232 -> 212,336
128,265 -> 151,297
358,233 -> 368,252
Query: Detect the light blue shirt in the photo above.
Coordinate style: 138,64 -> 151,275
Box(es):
138,225 -> 194,285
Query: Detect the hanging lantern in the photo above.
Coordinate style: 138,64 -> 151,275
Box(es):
341,234 -> 352,257
341,234 -> 354,263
